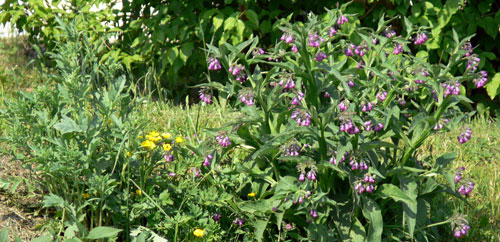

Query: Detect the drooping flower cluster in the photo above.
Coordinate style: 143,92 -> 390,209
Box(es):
297,162 -> 317,182
454,167 -> 475,197
454,167 -> 465,183
344,44 -> 354,56
340,119 -> 359,134
279,75 -> 296,90
457,128 -> 472,144
208,57 -> 222,71
328,27 -> 337,37
433,118 -> 450,130
291,109 -> 311,126
473,70 -> 488,88
392,43 -> 403,55
355,174 -> 376,194
462,42 -> 473,56
364,120 -> 384,132
354,42 -> 368,57
234,217 -> 244,226
442,81 -> 461,97
338,100 -> 349,111
329,151 -> 348,165
376,91 -> 387,102
229,64 -> 247,82
308,32 -> 324,48
238,88 -> 255,106
361,101 -> 373,112
252,48 -> 265,56
349,158 -> 368,171
281,140 -> 301,156
291,91 -> 304,105
314,51 -> 327,62
466,55 -> 480,71
337,15 -> 348,25
190,167 -> 201,177
384,28 -> 396,38
203,154 -> 213,167
280,31 -> 295,44
213,213 -> 221,222
216,134 -> 231,147
452,215 -> 471,238
454,223 -> 471,238
413,32 -> 428,45
199,87 -> 212,104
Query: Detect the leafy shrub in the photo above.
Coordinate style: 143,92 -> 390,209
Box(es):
196,6 -> 480,241
2,0 -> 498,110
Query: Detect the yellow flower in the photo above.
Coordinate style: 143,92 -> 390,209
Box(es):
136,189 -> 142,196
144,131 -> 162,142
161,132 -> 170,139
141,140 -> 156,149
82,193 -> 90,199
126,151 -> 131,157
175,136 -> 184,143
175,136 -> 184,144
163,143 -> 172,151
149,131 -> 160,137
138,135 -> 144,139
193,228 -> 205,237
248,192 -> 256,197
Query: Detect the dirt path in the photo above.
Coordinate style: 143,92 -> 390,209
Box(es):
0,156 -> 45,241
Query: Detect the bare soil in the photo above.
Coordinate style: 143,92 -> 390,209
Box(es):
0,156 -> 45,241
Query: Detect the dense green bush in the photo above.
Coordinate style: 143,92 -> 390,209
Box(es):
194,6 -> 481,240
3,0 -> 498,110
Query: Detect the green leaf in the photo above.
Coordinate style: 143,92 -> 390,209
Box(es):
376,184 -> 414,205
224,16 -> 237,31
261,20 -> 271,34
0,227 -> 8,242
87,227 -> 122,240
245,9 -> 259,26
436,152 -> 456,170
362,197 -> 383,242
348,217 -> 366,242
31,235 -> 53,242
478,16 -> 498,39
43,194 -> 65,208
167,47 -> 179,64
254,219 -> 268,242
213,14 -> 224,31
400,176 -> 418,239
179,42 -> 194,63
53,116 -> 82,134
275,176 -> 298,196
486,73 -> 500,100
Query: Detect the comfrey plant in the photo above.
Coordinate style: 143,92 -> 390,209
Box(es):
197,5 -> 481,241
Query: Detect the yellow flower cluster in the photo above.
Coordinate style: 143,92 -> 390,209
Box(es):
193,228 -> 205,237
248,192 -> 256,197
140,131 -> 185,151
140,139 -> 156,149
146,131 -> 162,142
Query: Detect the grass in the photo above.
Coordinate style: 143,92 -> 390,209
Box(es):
0,36 -> 43,98
420,116 -> 500,241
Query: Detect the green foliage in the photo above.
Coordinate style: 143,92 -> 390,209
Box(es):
1,0 -> 498,111
197,6 -> 478,240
